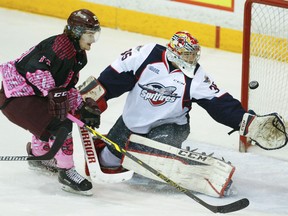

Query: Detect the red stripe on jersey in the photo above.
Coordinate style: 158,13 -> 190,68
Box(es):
52,35 -> 76,60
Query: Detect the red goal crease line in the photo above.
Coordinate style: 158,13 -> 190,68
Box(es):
172,0 -> 235,12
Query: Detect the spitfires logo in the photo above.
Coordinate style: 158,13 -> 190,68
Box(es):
138,83 -> 181,106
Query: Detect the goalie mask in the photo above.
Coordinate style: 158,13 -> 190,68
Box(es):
166,31 -> 201,78
65,9 -> 101,40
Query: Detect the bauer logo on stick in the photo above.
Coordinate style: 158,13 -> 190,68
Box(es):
249,81 -> 259,90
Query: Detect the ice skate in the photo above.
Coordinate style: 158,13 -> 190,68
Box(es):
223,180 -> 238,197
26,142 -> 58,174
58,167 -> 93,196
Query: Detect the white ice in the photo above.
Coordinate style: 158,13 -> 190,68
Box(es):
0,8 -> 287,216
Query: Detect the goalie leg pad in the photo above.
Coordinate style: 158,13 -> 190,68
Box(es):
79,127 -> 134,183
122,136 -> 235,197
84,139 -> 125,175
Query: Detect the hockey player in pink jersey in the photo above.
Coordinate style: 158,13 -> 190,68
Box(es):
0,9 -> 101,195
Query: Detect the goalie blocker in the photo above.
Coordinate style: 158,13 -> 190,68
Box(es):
77,75 -> 107,113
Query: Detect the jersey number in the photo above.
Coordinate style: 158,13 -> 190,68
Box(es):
121,49 -> 132,61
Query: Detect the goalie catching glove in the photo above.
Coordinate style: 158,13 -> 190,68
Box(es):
239,112 -> 288,150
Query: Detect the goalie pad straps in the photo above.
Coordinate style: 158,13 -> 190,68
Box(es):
239,112 -> 288,150
77,76 -> 107,113
122,135 -> 235,197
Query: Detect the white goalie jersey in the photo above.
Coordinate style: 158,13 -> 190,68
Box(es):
98,43 -> 244,134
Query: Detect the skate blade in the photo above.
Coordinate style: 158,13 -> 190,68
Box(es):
60,184 -> 93,196
28,166 -> 58,176
224,186 -> 238,197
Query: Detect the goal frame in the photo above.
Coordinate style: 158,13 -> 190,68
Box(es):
240,0 -> 288,152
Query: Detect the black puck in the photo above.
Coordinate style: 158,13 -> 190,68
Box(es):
249,81 -> 259,89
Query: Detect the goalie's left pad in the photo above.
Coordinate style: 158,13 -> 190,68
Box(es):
77,76 -> 107,113
78,127 -> 134,183
122,134 -> 235,198
239,112 -> 288,150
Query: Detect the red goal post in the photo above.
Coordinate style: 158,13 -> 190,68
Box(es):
240,0 -> 288,152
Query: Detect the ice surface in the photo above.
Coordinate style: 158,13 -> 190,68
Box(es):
0,8 -> 287,216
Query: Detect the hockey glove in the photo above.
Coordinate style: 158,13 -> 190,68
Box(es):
48,87 -> 69,121
79,97 -> 101,128
77,76 -> 108,112
239,112 -> 288,150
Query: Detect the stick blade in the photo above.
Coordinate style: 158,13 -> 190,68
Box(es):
216,198 -> 249,213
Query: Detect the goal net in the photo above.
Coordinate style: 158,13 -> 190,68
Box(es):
240,0 -> 288,152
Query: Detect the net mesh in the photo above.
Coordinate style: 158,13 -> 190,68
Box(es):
248,3 -> 288,119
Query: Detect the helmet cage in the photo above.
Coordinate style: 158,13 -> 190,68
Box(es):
167,31 -> 200,78
67,25 -> 100,39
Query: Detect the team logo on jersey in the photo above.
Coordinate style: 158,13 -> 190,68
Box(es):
148,65 -> 160,74
135,45 -> 143,51
39,55 -> 51,66
203,75 -> 211,84
138,82 -> 181,106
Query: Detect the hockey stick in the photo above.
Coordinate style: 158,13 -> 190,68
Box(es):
67,114 -> 249,213
0,127 -> 69,161
78,125 -> 134,183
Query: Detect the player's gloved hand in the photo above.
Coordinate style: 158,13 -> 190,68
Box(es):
79,97 -> 101,128
239,110 -> 287,150
48,87 -> 69,121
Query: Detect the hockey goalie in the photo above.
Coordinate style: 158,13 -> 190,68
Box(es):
78,31 -> 288,198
